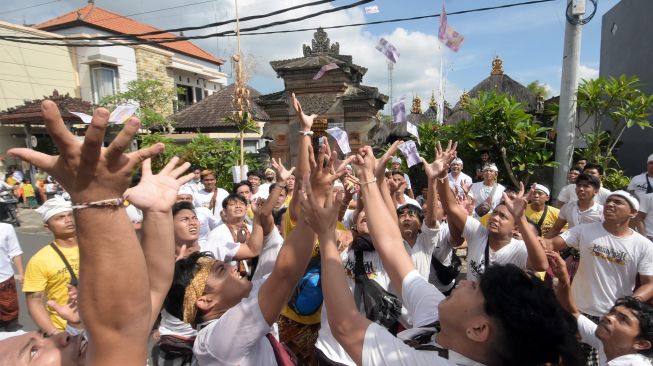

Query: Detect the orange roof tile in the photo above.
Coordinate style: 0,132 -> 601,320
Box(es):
35,4 -> 224,66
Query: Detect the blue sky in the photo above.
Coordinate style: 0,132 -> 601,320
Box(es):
0,0 -> 620,107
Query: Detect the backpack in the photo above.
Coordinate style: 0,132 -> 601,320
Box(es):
431,249 -> 462,286
287,255 -> 323,316
353,250 -> 402,334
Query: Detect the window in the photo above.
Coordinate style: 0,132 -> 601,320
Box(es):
195,87 -> 203,102
90,66 -> 117,103
176,84 -> 194,110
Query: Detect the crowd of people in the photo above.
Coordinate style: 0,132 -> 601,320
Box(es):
0,96 -> 652,366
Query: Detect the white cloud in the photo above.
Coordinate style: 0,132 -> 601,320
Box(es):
578,64 -> 599,81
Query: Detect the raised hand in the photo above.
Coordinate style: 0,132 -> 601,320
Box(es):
546,250 -> 571,290
502,182 -> 527,219
47,284 -> 80,325
7,102 -> 164,203
300,178 -> 342,239
271,157 -> 295,183
421,140 -> 458,180
351,145 -> 377,182
123,157 -> 194,213
291,92 -> 316,132
375,140 -> 404,180
310,139 -> 353,198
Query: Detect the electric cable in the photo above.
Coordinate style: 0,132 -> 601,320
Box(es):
565,0 -> 597,25
0,0 -> 556,47
0,0 -> 337,41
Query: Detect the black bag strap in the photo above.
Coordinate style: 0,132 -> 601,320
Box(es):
49,242 -> 78,287
536,205 -> 549,229
484,237 -> 490,271
353,250 -> 366,311
646,175 -> 653,194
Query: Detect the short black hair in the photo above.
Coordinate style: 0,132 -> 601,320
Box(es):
247,170 -> 263,179
503,185 -> 519,194
164,251 -> 215,321
222,192 -> 248,209
391,170 -> 404,177
613,296 -> 653,357
569,167 -> 581,173
270,182 -> 289,195
583,162 -> 604,176
575,157 -> 588,163
480,265 -> 582,365
173,201 -> 195,217
396,204 -> 424,224
575,173 -> 601,190
233,180 -> 252,194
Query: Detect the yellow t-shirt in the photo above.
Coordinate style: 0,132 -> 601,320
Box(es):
21,183 -> 35,198
525,205 -> 560,236
280,202 -> 346,325
23,242 -> 80,330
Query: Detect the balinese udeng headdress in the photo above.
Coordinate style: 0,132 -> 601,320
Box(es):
182,257 -> 215,327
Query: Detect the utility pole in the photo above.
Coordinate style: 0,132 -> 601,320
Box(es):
553,0 -> 585,198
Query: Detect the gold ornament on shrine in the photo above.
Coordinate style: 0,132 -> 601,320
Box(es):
491,56 -> 504,75
429,91 -> 437,109
459,90 -> 470,108
411,95 -> 422,114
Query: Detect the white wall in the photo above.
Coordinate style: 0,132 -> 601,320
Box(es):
73,44 -> 138,103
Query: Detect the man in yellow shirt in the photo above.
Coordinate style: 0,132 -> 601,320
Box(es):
22,197 -> 79,335
525,183 -> 560,236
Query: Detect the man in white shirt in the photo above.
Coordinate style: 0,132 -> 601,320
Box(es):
549,251 -> 653,365
469,163 -> 505,215
636,193 -> 653,242
193,170 -> 229,216
0,223 -> 23,332
447,158 -> 472,197
544,190 -> 653,364
628,153 -> 653,201
182,167 -> 204,195
557,163 -> 612,207
547,173 -> 604,238
311,142 -> 581,366
177,186 -> 219,247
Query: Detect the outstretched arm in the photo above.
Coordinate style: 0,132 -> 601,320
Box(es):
123,157 -> 193,329
502,184 -> 548,271
547,251 -> 579,317
303,165 -> 371,366
289,92 -> 315,223
8,102 -> 163,366
429,142 -> 468,235
353,146 -> 416,295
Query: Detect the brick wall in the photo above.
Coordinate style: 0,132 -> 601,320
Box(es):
134,48 -> 175,116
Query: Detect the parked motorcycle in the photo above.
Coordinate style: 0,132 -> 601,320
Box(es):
0,189 -> 20,227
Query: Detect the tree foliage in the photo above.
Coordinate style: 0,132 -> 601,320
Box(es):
100,79 -> 178,129
527,80 -> 550,98
140,133 -> 261,189
576,75 -> 653,171
417,92 -> 557,186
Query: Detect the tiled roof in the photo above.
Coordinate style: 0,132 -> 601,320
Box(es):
35,5 -> 224,66
0,90 -> 94,125
171,84 -> 269,130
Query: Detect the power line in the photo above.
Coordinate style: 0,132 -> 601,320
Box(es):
0,0 -> 556,47
2,0 -> 61,15
1,0 -> 337,42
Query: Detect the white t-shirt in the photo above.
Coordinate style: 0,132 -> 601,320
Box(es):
638,193 -> 653,239
252,184 -> 270,200
195,207 -> 220,246
362,271 -> 483,366
315,249 -> 393,365
183,179 -> 204,196
628,173 -> 653,201
559,200 -> 604,228
561,223 -> 653,316
0,223 -> 22,282
469,182 -> 505,211
158,309 -> 196,338
448,172 -> 472,193
428,225 -> 456,293
577,315 -> 652,366
193,188 -> 229,214
194,277 -> 275,366
557,183 -> 611,205
251,227 -> 284,282
203,222 -> 253,263
403,222 -> 442,280
461,217 -> 528,282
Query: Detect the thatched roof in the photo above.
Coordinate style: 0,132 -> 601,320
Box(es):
447,73 -> 537,124
170,84 -> 269,131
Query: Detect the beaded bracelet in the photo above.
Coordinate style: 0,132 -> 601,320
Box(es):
72,198 -> 125,210
360,178 -> 377,186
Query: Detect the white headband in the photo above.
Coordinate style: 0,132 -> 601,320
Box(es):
533,184 -> 550,196
36,197 -> 72,223
608,190 -> 640,211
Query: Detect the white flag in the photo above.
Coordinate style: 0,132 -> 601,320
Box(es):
109,104 -> 139,124
325,127 -> 351,154
406,122 -> 420,144
365,5 -> 379,14
70,112 -> 93,124
398,140 -> 421,168
392,98 -> 406,123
